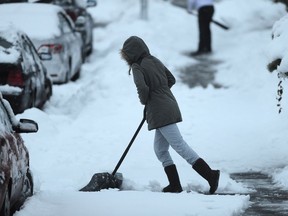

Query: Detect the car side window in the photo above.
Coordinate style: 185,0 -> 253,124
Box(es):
59,13 -> 74,34
24,35 -> 44,72
20,35 -> 35,72
22,35 -> 43,74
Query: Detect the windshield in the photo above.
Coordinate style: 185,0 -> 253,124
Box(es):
53,0 -> 73,6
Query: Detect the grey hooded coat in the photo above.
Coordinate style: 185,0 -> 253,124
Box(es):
121,36 -> 182,130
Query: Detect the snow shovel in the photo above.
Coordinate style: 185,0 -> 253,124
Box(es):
171,2 -> 230,30
79,110 -> 146,192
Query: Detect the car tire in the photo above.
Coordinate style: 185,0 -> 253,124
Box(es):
65,59 -> 72,83
71,67 -> 81,81
0,189 -> 10,216
29,89 -> 36,109
86,44 -> 93,56
22,169 -> 34,198
45,79 -> 53,100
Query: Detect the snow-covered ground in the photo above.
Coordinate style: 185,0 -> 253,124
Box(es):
13,0 -> 288,215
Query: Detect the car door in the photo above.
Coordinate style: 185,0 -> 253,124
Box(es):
0,99 -> 21,205
0,99 -> 11,200
58,12 -> 82,78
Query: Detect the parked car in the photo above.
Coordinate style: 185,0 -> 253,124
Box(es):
51,0 -> 97,57
0,3 -> 83,84
0,92 -> 38,216
0,24 -> 52,114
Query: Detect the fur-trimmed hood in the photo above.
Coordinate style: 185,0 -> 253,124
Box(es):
121,36 -> 150,65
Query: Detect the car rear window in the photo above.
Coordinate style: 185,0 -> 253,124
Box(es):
0,35 -> 20,63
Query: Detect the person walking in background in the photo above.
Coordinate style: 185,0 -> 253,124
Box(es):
187,0 -> 215,56
120,36 -> 220,194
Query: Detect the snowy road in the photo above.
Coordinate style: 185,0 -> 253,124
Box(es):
231,172 -> 288,215
180,57 -> 224,88
13,0 -> 288,215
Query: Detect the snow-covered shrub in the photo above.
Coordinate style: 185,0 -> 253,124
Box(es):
267,14 -> 288,75
274,0 -> 288,11
266,14 -> 288,112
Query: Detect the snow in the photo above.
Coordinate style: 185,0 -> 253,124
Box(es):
266,13 -> 288,74
0,85 -> 22,95
0,24 -> 21,63
8,0 -> 288,215
0,3 -> 64,40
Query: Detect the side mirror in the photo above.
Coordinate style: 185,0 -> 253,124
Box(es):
75,16 -> 86,32
13,119 -> 38,133
87,0 -> 97,7
39,52 -> 52,61
38,45 -> 53,61
0,97 -> 39,134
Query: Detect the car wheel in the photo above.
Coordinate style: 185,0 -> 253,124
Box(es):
71,67 -> 81,81
22,169 -> 33,198
0,190 -> 10,216
45,79 -> 53,100
86,42 -> 93,56
29,89 -> 36,108
65,59 -> 72,83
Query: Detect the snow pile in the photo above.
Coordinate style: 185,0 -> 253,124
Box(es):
15,190 -> 250,216
266,14 -> 288,75
216,0 -> 287,31
0,3 -> 63,40
0,24 -> 21,63
273,166 -> 288,189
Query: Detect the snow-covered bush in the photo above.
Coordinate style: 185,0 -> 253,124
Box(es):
274,0 -> 288,10
267,14 -> 288,75
266,14 -> 288,112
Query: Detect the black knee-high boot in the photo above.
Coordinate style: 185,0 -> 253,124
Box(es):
192,158 -> 220,194
162,164 -> 183,193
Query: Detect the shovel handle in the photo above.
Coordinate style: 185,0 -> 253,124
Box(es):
211,19 -> 229,30
189,11 -> 229,30
112,109 -> 146,176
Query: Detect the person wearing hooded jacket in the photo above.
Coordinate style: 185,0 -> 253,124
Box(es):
187,0 -> 214,56
120,36 -> 220,194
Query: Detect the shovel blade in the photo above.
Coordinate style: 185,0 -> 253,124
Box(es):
79,172 -> 123,192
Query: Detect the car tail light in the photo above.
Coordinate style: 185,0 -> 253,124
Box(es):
7,67 -> 24,87
38,44 -> 63,54
67,11 -> 77,22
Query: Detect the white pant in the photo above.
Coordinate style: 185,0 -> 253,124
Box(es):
154,123 -> 200,167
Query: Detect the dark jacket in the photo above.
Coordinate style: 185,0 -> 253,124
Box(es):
121,36 -> 182,130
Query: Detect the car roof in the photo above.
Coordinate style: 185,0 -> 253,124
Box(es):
0,24 -> 22,63
0,3 -> 68,40
53,0 -> 86,8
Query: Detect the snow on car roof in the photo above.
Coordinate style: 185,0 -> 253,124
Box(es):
0,3 -> 64,40
0,24 -> 21,63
